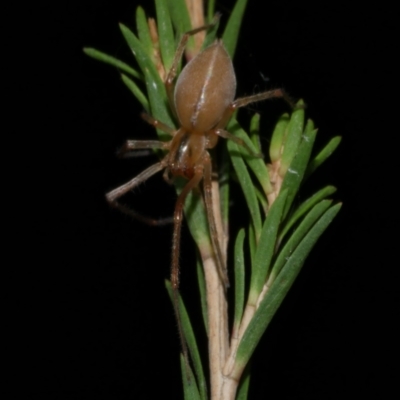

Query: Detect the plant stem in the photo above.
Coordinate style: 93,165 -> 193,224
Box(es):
185,0 -> 206,56
199,178 -> 229,399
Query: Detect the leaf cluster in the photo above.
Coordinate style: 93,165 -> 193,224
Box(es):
84,0 -> 341,398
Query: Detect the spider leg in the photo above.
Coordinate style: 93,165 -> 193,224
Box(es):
232,88 -> 295,109
213,129 -> 262,158
211,89 -> 296,157
140,113 -> 176,136
117,140 -> 168,158
170,170 -> 203,368
216,89 -> 296,133
171,172 -> 203,289
105,160 -> 172,226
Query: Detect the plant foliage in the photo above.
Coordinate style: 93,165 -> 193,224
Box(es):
85,1 -> 341,398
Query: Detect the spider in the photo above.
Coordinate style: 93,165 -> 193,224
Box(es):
105,18 -> 292,332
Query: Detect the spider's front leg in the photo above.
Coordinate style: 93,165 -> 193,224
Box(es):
105,114 -> 179,225
232,88 -> 295,109
117,114 -> 175,158
117,140 -> 168,158
105,161 -> 167,221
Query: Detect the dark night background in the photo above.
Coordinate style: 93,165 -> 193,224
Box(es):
11,0 -> 397,399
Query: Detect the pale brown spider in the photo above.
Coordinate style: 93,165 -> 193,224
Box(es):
105,20 -> 292,354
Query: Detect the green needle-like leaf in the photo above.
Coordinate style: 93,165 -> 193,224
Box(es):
248,189 -> 288,304
234,203 -> 342,374
136,7 -> 153,58
279,102 -> 305,177
167,0 -> 193,48
166,281 -> 207,400
249,113 -> 261,151
305,136 -> 342,178
119,24 -> 173,129
228,118 -> 273,199
83,48 -> 142,80
155,0 -> 175,72
228,136 -> 262,241
236,364 -> 251,400
270,199 -> 333,280
280,125 -> 318,218
254,185 -> 268,215
180,354 -> 202,400
207,0 -> 216,22
279,185 -> 337,243
201,17 -> 220,50
183,188 -> 213,252
196,256 -> 208,335
219,145 -> 230,232
233,229 -> 246,331
248,223 -> 257,270
120,73 -> 149,111
269,113 -> 289,163
222,0 -> 248,59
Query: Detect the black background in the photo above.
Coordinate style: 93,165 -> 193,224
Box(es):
10,0 -> 397,399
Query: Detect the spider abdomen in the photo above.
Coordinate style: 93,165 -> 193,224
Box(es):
174,40 -> 237,133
